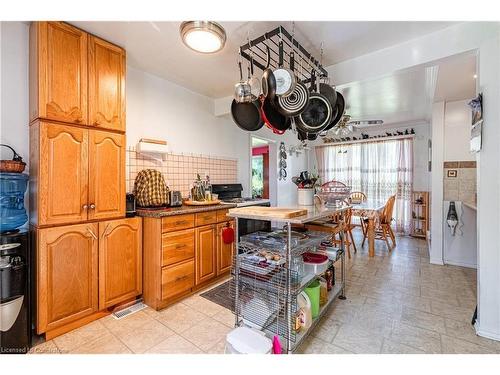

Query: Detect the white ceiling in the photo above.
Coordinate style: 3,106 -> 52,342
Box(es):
70,21 -> 456,98
335,52 -> 477,127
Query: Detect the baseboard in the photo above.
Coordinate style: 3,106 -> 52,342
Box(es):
429,257 -> 444,265
444,259 -> 477,269
475,323 -> 500,342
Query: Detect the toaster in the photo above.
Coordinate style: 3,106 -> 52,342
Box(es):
169,191 -> 182,207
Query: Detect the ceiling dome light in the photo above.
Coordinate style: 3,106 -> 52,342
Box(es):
180,21 -> 226,54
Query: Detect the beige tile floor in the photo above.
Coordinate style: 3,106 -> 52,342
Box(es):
30,233 -> 500,354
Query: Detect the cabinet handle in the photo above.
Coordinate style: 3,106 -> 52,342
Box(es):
94,119 -> 101,126
89,203 -> 96,209
82,204 -> 88,210
175,275 -> 188,282
87,228 -> 97,240
175,220 -> 187,226
175,244 -> 187,250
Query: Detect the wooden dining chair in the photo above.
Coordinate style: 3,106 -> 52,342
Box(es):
349,191 -> 367,228
361,195 -> 396,251
306,207 -> 357,259
349,191 -> 367,203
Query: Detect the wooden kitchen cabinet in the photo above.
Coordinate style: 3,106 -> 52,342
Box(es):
88,130 -> 125,220
88,36 -> 126,132
162,229 -> 195,266
37,223 -> 98,333
30,21 -> 88,125
195,224 -> 217,285
33,121 -> 89,226
217,221 -> 235,276
31,121 -> 125,226
98,218 -> 142,310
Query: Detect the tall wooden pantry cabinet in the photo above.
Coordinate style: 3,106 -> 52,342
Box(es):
29,21 -> 140,339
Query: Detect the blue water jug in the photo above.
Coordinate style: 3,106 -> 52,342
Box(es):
0,173 -> 29,232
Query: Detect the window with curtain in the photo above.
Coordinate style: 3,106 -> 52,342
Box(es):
315,138 -> 414,233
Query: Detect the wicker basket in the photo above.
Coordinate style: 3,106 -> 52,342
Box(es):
0,144 -> 26,173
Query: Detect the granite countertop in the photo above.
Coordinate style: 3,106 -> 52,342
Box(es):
136,203 -> 237,218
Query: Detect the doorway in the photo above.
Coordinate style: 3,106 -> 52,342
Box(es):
251,138 -> 270,198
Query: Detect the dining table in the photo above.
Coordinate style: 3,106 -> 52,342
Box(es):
350,199 -> 386,257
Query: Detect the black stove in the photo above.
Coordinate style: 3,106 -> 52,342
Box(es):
211,184 -> 271,236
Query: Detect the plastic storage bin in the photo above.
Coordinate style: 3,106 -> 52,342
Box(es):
225,326 -> 272,354
0,173 -> 28,232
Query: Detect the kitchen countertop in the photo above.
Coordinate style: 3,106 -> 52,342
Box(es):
136,203 -> 237,218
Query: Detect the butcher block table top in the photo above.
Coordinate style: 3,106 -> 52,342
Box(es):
136,203 -> 237,218
228,205 -> 349,224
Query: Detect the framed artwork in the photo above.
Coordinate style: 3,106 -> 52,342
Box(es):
469,93 -> 483,153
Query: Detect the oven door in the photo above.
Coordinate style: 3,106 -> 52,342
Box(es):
237,202 -> 272,238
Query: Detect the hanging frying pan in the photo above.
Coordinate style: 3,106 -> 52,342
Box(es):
231,93 -> 264,132
277,51 -> 309,117
260,95 -> 291,135
319,82 -> 337,108
273,39 -> 296,97
324,91 -> 345,131
296,70 -> 332,134
261,37 -> 276,100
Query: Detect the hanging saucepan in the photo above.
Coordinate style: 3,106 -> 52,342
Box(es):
234,59 -> 252,103
273,39 -> 296,97
261,36 -> 276,100
277,50 -> 309,117
296,70 -> 333,134
324,91 -> 345,131
247,43 -> 261,99
260,95 -> 291,135
231,64 -> 264,131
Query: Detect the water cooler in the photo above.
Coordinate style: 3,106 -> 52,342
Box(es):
0,171 -> 31,353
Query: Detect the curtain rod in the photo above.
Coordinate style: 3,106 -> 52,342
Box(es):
315,134 -> 415,148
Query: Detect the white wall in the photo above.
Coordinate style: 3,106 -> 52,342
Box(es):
444,99 -> 474,161
0,22 -> 29,166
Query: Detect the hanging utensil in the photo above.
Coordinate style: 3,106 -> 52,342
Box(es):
261,35 -> 276,100
296,66 -> 332,134
273,30 -> 296,97
260,95 -> 291,134
247,37 -> 261,99
231,64 -> 264,131
277,30 -> 309,117
234,51 -> 252,103
324,91 -> 345,131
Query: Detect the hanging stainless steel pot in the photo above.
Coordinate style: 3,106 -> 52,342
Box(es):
234,59 -> 252,103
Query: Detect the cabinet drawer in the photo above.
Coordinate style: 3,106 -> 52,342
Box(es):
216,209 -> 229,223
161,229 -> 195,266
161,260 -> 194,301
195,211 -> 217,226
161,214 -> 194,232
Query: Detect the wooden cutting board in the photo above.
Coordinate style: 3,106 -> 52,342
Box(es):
230,206 -> 308,218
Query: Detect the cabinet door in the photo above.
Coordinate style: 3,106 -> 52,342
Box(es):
195,224 -> 216,285
98,218 -> 142,310
32,22 -> 88,124
39,122 -> 89,225
88,36 -> 126,132
88,130 -> 125,220
217,221 -> 235,276
37,223 -> 98,333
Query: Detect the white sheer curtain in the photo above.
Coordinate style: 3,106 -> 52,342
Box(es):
315,138 -> 413,233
